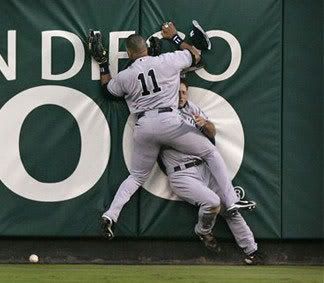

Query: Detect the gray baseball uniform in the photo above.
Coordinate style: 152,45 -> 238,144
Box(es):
160,101 -> 257,255
103,50 -> 236,223
161,101 -> 238,209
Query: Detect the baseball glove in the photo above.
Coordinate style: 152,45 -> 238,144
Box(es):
88,30 -> 108,64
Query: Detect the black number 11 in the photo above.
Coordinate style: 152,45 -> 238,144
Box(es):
138,69 -> 161,96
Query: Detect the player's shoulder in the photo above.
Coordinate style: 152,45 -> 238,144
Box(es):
114,65 -> 133,81
157,50 -> 191,61
126,56 -> 159,71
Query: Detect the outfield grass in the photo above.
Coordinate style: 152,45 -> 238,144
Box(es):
0,265 -> 322,283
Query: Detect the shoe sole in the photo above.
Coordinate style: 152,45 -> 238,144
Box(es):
192,20 -> 212,50
226,201 -> 257,216
229,201 -> 257,211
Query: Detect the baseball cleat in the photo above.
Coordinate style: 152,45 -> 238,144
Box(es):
196,232 -> 221,253
189,20 -> 212,50
101,215 -> 115,240
244,251 -> 264,265
226,200 -> 257,216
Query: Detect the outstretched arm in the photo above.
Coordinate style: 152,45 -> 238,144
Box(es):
161,22 -> 201,65
88,30 -> 112,86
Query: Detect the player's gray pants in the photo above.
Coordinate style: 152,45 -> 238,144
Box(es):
169,164 -> 257,255
104,110 -> 235,222
168,167 -> 221,236
207,165 -> 257,255
222,211 -> 258,255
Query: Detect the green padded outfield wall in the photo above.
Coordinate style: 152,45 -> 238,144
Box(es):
282,0 -> 323,238
138,0 -> 282,239
0,0 -> 322,239
0,0 -> 140,237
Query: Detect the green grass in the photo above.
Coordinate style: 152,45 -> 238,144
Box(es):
0,265 -> 322,283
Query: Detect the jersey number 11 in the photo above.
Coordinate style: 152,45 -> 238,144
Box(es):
137,69 -> 161,96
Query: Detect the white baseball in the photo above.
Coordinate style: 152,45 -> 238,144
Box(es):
29,254 -> 39,263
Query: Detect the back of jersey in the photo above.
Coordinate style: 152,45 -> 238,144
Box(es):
107,50 -> 192,113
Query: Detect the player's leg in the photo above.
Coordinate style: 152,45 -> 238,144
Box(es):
206,168 -> 257,215
165,122 -> 236,207
221,210 -> 263,264
102,120 -> 161,237
222,210 -> 257,255
203,164 -> 239,209
102,111 -> 183,237
168,167 -> 221,252
204,163 -> 261,263
170,170 -> 220,235
103,142 -> 160,222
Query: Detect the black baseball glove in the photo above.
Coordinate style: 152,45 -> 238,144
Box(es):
88,30 -> 108,64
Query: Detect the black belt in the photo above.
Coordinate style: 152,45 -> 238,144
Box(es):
137,107 -> 173,119
173,159 -> 204,172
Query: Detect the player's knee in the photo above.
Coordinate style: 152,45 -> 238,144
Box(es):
130,172 -> 150,187
207,203 -> 220,214
205,195 -> 220,213
209,205 -> 221,214
201,149 -> 222,166
200,146 -> 216,158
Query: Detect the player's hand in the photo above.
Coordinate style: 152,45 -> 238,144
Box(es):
161,22 -> 177,39
88,30 -> 108,64
193,115 -> 207,128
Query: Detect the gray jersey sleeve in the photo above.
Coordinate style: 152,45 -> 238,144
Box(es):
179,101 -> 208,129
160,50 -> 192,72
186,101 -> 208,121
107,72 -> 125,97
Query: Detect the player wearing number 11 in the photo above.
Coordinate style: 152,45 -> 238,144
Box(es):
88,22 -> 234,237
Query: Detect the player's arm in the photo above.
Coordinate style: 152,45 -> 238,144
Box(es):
100,73 -> 111,86
88,30 -> 125,100
161,22 -> 201,65
88,30 -> 112,84
194,115 -> 216,139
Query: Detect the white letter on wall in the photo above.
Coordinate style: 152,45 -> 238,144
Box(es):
0,30 -> 16,80
42,31 -> 84,80
0,86 -> 110,202
109,31 -> 135,77
196,30 -> 242,81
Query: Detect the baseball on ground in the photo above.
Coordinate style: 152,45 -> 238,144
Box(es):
29,254 -> 39,263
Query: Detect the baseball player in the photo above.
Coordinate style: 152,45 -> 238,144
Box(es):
95,76 -> 262,264
158,78 -> 263,265
88,22 -> 243,237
